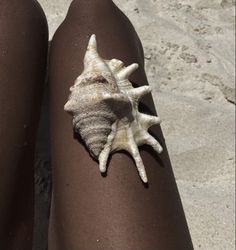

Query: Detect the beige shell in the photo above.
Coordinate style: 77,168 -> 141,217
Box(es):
64,34 -> 163,183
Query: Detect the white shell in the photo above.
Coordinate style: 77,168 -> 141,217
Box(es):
64,34 -> 163,183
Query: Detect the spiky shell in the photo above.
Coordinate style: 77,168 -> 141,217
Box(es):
64,34 -> 162,183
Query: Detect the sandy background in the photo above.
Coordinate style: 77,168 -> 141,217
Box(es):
34,0 -> 235,249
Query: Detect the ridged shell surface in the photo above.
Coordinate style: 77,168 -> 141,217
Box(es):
70,76 -> 118,158
65,35 -> 162,183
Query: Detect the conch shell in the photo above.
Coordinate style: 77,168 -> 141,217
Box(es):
64,35 -> 163,183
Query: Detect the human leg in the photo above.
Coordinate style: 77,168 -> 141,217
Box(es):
0,1 -> 48,248
48,1 -> 193,249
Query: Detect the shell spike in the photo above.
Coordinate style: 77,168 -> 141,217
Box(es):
84,34 -> 99,65
117,63 -> 139,80
130,146 -> 148,183
135,158 -> 148,183
87,34 -> 97,51
98,122 -> 117,173
139,113 -> 161,129
128,85 -> 152,102
64,100 -> 76,113
103,93 -> 129,104
147,134 -> 163,154
141,131 -> 163,154
127,128 -> 148,183
99,148 -> 110,173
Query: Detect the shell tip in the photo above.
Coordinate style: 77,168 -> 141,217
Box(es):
147,85 -> 152,92
64,101 -> 71,112
142,176 -> 148,183
90,34 -> 96,41
158,146 -> 164,154
133,63 -> 139,69
99,165 -> 107,174
118,63 -> 139,80
88,34 -> 97,50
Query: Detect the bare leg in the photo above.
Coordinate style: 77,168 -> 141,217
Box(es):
48,0 -> 193,249
0,0 -> 48,248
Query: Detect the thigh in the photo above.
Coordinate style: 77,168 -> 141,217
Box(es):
48,1 -> 193,249
0,0 -> 48,248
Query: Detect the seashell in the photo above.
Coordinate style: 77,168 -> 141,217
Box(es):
64,34 -> 163,183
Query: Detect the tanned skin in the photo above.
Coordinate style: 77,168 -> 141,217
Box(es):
48,1 -> 193,249
0,0 -> 48,249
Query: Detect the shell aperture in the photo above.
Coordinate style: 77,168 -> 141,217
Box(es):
64,34 -> 163,183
